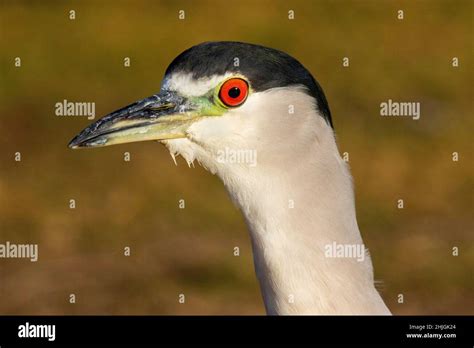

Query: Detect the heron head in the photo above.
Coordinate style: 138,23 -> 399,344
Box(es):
69,41 -> 332,167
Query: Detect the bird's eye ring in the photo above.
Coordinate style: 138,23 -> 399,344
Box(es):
219,78 -> 249,107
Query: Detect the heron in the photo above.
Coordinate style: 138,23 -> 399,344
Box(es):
69,41 -> 391,315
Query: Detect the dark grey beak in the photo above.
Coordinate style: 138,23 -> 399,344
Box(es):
68,90 -> 195,149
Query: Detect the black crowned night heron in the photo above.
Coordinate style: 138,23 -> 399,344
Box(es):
69,41 -> 390,315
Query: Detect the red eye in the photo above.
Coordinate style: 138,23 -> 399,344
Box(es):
219,78 -> 249,107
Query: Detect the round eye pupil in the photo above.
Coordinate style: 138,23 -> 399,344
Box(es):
228,87 -> 241,98
219,78 -> 248,107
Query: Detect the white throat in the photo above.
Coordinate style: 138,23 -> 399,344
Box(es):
224,134 -> 389,315
165,87 -> 390,315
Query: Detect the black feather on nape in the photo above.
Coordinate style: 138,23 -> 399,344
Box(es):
165,41 -> 333,128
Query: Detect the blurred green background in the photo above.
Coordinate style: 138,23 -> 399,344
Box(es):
0,0 -> 472,314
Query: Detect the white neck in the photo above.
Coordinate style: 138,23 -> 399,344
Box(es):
217,119 -> 390,315
167,88 -> 391,314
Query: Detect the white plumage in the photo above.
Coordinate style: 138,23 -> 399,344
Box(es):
164,73 -> 391,315
69,42 -> 391,315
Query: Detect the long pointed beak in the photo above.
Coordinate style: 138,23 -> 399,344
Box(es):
68,91 -> 196,149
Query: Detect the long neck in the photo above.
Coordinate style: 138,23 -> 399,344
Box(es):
218,121 -> 390,315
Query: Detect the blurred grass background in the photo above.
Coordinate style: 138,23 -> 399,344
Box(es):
0,0 -> 472,314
